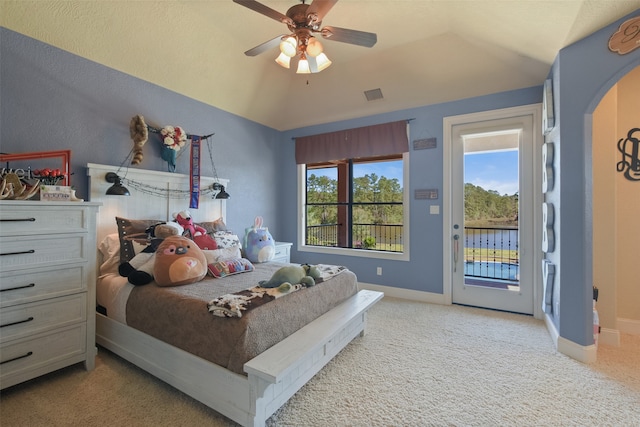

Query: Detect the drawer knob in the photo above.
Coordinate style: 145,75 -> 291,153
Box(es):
1,316 -> 35,328
0,351 -> 33,365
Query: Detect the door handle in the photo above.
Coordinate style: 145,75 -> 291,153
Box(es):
453,234 -> 460,272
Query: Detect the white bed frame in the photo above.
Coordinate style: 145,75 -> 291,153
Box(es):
86,163 -> 383,427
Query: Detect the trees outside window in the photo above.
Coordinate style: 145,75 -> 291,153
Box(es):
305,156 -> 404,252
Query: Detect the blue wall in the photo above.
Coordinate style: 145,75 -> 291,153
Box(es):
0,27 -> 283,236
4,10 -> 637,349
279,89 -> 541,292
548,11 -> 640,346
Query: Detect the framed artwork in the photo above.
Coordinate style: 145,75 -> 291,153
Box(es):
0,150 -> 71,186
542,79 -> 555,135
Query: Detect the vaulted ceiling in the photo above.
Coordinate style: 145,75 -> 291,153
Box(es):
2,1 -> 639,130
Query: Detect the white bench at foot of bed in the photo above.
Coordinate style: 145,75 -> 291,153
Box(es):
96,289 -> 383,427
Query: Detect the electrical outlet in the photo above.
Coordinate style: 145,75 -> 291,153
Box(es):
376,267 -> 382,276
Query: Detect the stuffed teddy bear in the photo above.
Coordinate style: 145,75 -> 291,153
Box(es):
118,222 -> 184,286
244,216 -> 275,263
154,235 -> 208,287
173,210 -> 207,238
258,264 -> 322,289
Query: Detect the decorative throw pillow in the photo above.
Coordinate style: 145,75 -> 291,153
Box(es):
208,257 -> 254,278
202,247 -> 242,265
213,231 -> 242,249
115,217 -> 162,263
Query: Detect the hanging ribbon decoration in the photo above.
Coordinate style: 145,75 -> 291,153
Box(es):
190,135 -> 201,209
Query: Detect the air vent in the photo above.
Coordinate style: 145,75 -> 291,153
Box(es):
364,88 -> 383,101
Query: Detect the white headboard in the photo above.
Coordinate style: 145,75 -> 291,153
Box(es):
86,163 -> 228,246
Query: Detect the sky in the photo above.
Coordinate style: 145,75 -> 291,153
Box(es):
465,150 -> 519,196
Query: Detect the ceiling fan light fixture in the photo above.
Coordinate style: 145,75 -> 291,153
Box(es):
306,37 -> 324,57
296,54 -> 311,74
279,36 -> 297,57
314,52 -> 332,71
275,52 -> 291,68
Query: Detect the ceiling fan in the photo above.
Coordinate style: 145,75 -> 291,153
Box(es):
233,0 -> 377,73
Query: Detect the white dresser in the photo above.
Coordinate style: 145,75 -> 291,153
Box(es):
0,200 -> 100,389
272,242 -> 292,263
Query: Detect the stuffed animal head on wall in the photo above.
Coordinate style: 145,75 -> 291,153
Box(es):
154,235 -> 207,287
244,216 -> 275,263
173,210 -> 207,238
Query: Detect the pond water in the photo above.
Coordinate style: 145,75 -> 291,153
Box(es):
464,261 -> 519,281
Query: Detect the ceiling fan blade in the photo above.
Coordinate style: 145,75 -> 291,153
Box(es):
244,35 -> 285,56
232,0 -> 292,25
320,26 -> 377,48
306,0 -> 339,22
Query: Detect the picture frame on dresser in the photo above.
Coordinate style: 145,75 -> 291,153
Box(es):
0,200 -> 100,389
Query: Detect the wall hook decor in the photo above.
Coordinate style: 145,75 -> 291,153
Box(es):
616,127 -> 640,182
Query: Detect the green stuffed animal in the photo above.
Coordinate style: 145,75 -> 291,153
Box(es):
258,264 -> 322,289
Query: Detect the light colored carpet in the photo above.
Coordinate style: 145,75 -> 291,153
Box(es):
1,297 -> 639,426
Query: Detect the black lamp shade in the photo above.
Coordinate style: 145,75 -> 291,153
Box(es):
105,172 -> 130,196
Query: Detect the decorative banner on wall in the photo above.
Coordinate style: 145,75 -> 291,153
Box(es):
617,127 -> 640,182
190,136 -> 201,209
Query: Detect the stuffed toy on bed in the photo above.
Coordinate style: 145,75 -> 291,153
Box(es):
173,210 -> 207,238
118,222 -> 184,286
244,216 -> 275,263
258,264 -> 322,289
154,235 -> 208,287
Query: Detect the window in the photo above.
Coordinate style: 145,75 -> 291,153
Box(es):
303,154 -> 406,254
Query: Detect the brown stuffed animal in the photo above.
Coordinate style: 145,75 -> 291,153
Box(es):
154,235 -> 208,287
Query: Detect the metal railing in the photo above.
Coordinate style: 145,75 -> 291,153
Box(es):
306,223 -> 403,252
464,226 -> 519,281
304,224 -> 519,281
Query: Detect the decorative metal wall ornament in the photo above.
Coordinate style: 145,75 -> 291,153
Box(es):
542,142 -> 555,192
542,202 -> 555,253
542,79 -> 555,135
616,127 -> 640,182
542,259 -> 556,314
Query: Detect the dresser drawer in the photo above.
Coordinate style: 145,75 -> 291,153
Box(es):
0,206 -> 89,237
0,266 -> 85,307
0,234 -> 85,271
0,324 -> 86,385
0,294 -> 86,343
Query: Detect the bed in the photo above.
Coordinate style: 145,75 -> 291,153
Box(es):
86,163 -> 383,427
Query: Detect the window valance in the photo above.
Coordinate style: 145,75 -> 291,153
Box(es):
295,120 -> 409,164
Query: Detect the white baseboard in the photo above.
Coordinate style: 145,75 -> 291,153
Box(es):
358,282 -> 448,305
599,327 -> 621,347
618,317 -> 640,335
557,335 -> 598,364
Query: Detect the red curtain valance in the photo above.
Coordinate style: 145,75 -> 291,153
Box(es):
295,120 -> 409,164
